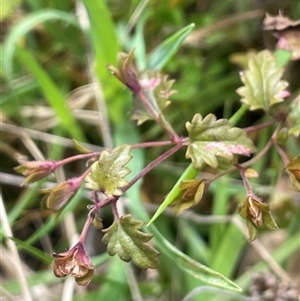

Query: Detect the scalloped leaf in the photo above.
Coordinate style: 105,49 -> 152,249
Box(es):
102,214 -> 160,269
85,145 -> 132,197
236,50 -> 289,112
186,114 -> 256,169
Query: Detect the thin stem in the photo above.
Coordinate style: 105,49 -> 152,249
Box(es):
124,0 -> 149,37
136,90 -> 159,123
111,200 -> 119,220
131,140 -> 177,149
136,91 -> 179,141
236,164 -> 260,201
240,139 -> 273,168
211,139 -> 273,182
124,142 -> 184,192
244,119 -> 277,133
56,152 -> 98,168
273,142 -> 289,165
229,104 -> 249,126
79,213 -> 93,243
93,196 -> 118,212
78,167 -> 92,182
87,142 -> 184,217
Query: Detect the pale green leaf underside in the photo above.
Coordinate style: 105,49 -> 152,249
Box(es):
186,114 -> 256,169
236,50 -> 289,112
102,214 -> 159,269
85,145 -> 132,197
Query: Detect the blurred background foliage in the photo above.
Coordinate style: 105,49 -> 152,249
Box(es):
1,0 -> 299,300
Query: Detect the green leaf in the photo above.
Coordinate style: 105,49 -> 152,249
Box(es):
85,145 -> 132,197
147,23 -> 195,70
147,163 -> 199,226
186,113 -> 256,169
15,47 -> 85,141
82,0 -> 125,125
275,49 -> 293,67
124,168 -> 241,291
82,0 -> 119,79
236,50 -> 289,112
150,225 -> 242,291
102,214 -> 160,269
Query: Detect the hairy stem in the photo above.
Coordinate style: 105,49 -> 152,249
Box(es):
136,90 -> 179,141
125,142 -> 184,191
244,119 -> 277,133
211,139 -> 273,182
237,165 -> 261,201
273,142 -> 290,165
131,140 -> 177,149
57,152 -> 98,167
79,213 -> 93,243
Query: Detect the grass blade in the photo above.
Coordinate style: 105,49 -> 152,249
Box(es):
15,47 -> 85,141
147,23 -> 195,70
147,163 -> 199,226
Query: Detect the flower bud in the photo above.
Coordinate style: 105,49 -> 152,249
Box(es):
52,242 -> 94,286
238,196 -> 278,241
107,50 -> 141,94
15,160 -> 57,185
40,177 -> 82,211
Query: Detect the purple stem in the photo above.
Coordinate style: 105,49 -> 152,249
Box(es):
273,142 -> 289,165
131,140 -> 176,149
236,164 -> 261,202
111,200 -> 119,220
56,152 -> 98,168
87,141 -> 184,217
136,91 -> 179,142
79,213 -> 93,243
124,142 -> 184,192
244,119 -> 277,133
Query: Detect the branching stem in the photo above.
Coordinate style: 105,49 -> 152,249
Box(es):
125,142 -> 184,191
236,164 -> 261,201
244,119 -> 277,133
136,90 -> 180,142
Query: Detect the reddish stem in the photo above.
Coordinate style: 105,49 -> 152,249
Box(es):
87,140 -> 185,216
56,152 -> 98,168
131,140 -> 177,149
124,141 -> 184,192
111,200 -> 119,220
236,164 -> 261,202
79,212 -> 93,243
136,90 -> 179,142
244,119 -> 277,133
273,142 -> 290,165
